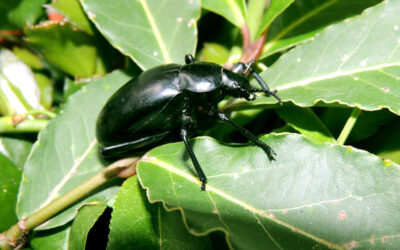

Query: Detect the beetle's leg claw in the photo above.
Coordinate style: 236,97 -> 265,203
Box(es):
263,89 -> 282,106
201,181 -> 206,191
256,140 -> 276,161
249,93 -> 257,101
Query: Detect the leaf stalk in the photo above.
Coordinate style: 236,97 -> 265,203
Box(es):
337,107 -> 361,145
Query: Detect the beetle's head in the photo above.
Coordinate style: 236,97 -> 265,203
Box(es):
228,61 -> 283,104
221,68 -> 255,101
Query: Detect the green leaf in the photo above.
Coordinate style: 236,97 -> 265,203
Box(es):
35,72 -> 53,109
0,48 -> 43,115
138,134 -> 400,249
16,70 -> 132,230
69,203 -> 107,250
0,137 -> 32,170
48,0 -> 95,35
12,46 -> 44,70
275,106 -> 335,144
202,0 -> 246,28
81,0 -> 201,70
108,176 -> 211,249
261,0 -> 382,58
257,0 -> 400,115
25,22 -> 99,78
7,0 -> 47,28
255,0 -> 294,38
199,43 -> 230,65
0,153 -> 21,232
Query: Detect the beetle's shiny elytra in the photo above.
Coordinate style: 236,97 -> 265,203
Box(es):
96,54 -> 282,190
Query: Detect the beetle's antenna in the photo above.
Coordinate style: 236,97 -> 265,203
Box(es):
244,59 -> 255,75
248,67 -> 283,105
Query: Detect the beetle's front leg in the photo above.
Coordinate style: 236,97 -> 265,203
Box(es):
180,114 -> 207,190
212,111 -> 276,161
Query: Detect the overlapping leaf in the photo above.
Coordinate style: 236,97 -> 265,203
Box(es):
16,70 -> 132,230
202,0 -> 246,28
7,0 -> 47,28
275,106 -> 335,144
25,22 -> 99,78
108,176 -> 211,249
30,204 -> 106,250
0,49 -> 42,115
48,0 -> 95,35
254,0 -> 400,115
138,133 -> 400,249
255,0 -> 293,38
69,203 -> 107,249
0,137 -> 32,169
81,0 -> 201,70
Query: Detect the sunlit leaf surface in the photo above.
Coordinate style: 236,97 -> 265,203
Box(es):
81,0 -> 200,69
138,134 -> 400,249
254,0 -> 400,115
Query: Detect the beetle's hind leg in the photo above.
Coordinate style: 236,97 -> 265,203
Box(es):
214,111 -> 276,160
180,127 -> 207,190
101,131 -> 170,157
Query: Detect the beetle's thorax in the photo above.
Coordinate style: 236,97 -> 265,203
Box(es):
177,62 -> 226,110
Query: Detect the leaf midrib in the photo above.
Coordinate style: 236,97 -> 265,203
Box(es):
139,0 -> 172,63
38,139 -> 97,209
276,62 -> 400,91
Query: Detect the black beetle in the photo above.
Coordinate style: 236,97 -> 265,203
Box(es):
96,54 -> 282,190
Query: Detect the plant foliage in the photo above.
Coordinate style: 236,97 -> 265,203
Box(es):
1,0 -> 399,249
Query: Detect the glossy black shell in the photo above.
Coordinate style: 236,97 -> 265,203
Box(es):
96,62 -> 233,153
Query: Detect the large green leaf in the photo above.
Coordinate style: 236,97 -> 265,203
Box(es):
202,0 -> 246,28
81,0 -> 201,70
16,70 -> 132,230
138,134 -> 400,249
261,0 -> 382,58
0,48 -> 43,115
108,176 -> 211,249
255,0 -> 400,115
25,22 -> 99,78
0,153 -> 21,232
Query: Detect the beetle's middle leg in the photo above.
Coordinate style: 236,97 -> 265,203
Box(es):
180,113 -> 207,190
213,111 -> 276,161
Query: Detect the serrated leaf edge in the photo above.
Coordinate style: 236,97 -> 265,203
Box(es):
137,134 -> 344,249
